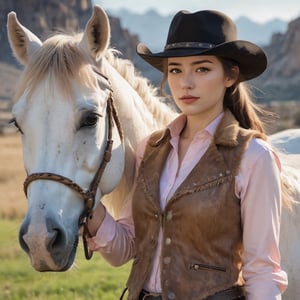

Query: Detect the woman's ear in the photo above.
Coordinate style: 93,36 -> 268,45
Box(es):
225,65 -> 239,88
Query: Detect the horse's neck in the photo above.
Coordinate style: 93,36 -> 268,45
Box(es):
102,58 -> 174,146
99,58 -> 176,216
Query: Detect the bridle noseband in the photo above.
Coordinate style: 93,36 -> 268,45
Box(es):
23,71 -> 123,260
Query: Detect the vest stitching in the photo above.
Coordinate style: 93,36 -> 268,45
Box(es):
172,174 -> 233,200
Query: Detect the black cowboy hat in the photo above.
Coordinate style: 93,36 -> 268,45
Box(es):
136,10 -> 267,81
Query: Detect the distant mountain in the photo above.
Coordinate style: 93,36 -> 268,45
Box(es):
107,8 -> 170,51
106,8 -> 287,49
235,17 -> 287,46
0,0 -> 141,71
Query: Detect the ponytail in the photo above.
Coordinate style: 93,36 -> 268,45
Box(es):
223,83 -> 268,138
221,57 -> 296,210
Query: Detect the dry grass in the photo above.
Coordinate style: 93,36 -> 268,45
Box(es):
0,134 -> 27,218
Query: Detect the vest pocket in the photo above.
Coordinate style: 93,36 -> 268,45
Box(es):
189,263 -> 226,272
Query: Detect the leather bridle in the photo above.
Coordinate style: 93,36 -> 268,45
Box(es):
23,71 -> 123,259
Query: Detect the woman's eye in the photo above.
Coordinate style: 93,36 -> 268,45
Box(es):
9,118 -> 23,134
169,68 -> 181,74
197,67 -> 209,73
80,113 -> 101,129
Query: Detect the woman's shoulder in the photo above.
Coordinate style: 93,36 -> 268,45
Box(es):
242,137 -> 281,170
247,137 -> 273,154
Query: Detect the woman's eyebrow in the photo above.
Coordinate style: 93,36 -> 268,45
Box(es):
168,59 -> 213,67
191,60 -> 213,65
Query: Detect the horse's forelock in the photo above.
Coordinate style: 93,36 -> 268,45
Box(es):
14,33 -> 98,102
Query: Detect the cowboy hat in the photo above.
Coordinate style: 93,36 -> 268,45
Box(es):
136,10 -> 267,81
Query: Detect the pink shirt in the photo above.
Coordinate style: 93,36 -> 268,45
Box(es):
88,112 -> 287,300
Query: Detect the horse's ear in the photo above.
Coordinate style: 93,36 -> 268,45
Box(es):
80,5 -> 111,61
7,12 -> 42,65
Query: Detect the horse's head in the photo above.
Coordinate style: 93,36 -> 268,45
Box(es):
7,6 -> 125,271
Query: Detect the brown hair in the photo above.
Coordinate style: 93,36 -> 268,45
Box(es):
220,58 -> 270,138
221,58 -> 295,210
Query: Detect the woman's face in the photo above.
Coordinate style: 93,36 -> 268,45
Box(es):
167,55 -> 236,119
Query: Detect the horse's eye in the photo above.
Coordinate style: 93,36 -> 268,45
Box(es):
80,113 -> 101,129
8,118 -> 24,134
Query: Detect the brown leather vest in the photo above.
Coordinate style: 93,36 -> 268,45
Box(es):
126,111 -> 259,300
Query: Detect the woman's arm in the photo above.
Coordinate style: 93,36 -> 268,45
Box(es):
87,196 -> 135,266
237,139 -> 288,300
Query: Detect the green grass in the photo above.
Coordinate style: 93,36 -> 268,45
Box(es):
0,218 -> 131,299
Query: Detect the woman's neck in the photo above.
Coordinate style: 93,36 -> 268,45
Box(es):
181,111 -> 222,139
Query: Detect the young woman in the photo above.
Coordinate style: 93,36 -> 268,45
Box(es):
87,10 -> 288,300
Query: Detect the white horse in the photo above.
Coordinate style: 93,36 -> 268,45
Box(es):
269,129 -> 300,300
7,5 -> 300,299
7,5 -> 176,271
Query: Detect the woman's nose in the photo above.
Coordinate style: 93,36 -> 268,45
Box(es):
180,73 -> 194,89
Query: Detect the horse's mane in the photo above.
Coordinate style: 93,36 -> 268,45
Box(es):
14,32 -> 176,125
104,49 -> 176,125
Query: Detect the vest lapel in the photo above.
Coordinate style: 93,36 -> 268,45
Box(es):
138,129 -> 172,208
170,110 -> 239,201
170,142 -> 233,202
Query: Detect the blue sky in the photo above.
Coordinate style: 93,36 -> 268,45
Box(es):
94,0 -> 300,23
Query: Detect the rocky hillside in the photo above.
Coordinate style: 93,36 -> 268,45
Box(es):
0,0 -> 142,68
255,17 -> 300,101
0,0 -> 93,65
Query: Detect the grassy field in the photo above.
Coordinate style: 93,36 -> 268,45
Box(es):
0,218 -> 131,300
0,134 -> 131,299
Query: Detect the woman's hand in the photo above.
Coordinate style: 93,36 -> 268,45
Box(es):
87,202 -> 106,236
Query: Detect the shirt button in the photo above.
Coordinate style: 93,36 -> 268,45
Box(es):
163,256 -> 171,264
165,237 -> 171,245
166,211 -> 173,221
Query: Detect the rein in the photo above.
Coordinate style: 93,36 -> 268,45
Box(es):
23,72 -> 123,260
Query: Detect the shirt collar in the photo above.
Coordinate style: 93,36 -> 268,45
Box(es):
168,112 -> 225,138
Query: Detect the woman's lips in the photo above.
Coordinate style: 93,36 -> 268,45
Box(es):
179,95 -> 199,104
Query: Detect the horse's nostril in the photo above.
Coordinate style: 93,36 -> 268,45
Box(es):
46,228 -> 66,252
19,221 -> 30,254
46,218 -> 67,252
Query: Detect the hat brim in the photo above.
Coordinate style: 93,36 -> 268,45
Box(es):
137,40 -> 267,81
